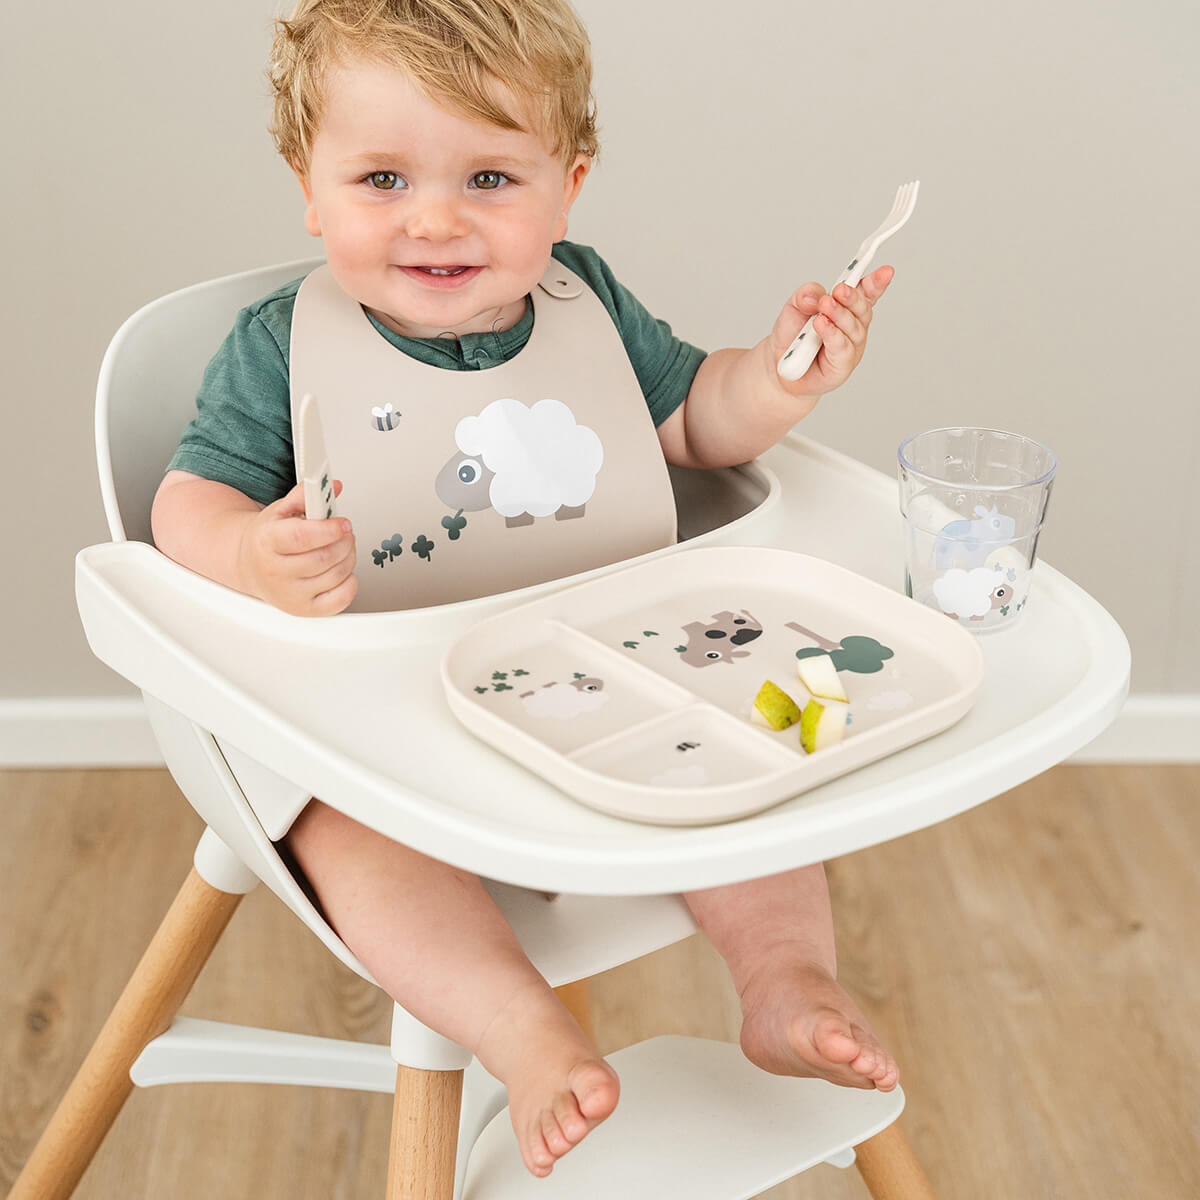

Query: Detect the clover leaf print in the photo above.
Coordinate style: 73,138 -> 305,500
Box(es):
372,534 -> 404,567
441,509 -> 468,541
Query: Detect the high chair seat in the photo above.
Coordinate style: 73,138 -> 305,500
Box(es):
15,259 -> 1129,1200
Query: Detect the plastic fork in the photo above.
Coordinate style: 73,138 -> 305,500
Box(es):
777,180 -> 920,381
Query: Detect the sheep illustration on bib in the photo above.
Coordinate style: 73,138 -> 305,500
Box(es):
288,260 -> 676,612
435,397 -> 603,528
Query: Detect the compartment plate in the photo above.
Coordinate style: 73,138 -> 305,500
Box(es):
443,546 -> 986,825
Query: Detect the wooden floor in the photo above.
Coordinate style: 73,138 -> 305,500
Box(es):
1,764 -> 1197,1199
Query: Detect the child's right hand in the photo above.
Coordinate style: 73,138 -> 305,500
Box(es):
236,481 -> 358,616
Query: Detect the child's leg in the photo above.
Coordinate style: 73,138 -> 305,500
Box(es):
685,864 -> 898,1091
284,799 -> 619,1177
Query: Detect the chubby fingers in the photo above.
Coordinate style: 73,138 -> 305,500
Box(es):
280,531 -> 358,615
266,516 -> 357,609
788,282 -> 826,320
859,264 -> 894,303
251,484 -> 359,614
820,266 -> 891,331
274,514 -> 356,579
269,511 -> 353,558
300,548 -> 359,615
815,267 -> 895,353
261,482 -> 352,559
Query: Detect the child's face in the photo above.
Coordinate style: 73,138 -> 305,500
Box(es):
296,59 -> 590,340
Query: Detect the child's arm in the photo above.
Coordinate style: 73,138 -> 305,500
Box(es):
151,470 -> 358,616
656,265 -> 894,470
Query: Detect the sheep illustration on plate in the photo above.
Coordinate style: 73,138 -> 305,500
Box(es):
434,398 -> 603,528
518,676 -> 609,720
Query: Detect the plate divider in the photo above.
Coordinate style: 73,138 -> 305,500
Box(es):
564,700 -> 801,771
542,619 -> 699,707
542,619 -> 810,772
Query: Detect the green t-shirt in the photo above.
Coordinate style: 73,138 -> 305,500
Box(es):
168,240 -> 705,506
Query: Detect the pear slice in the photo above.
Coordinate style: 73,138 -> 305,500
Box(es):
796,654 -> 849,703
751,680 -> 801,730
799,698 -> 848,753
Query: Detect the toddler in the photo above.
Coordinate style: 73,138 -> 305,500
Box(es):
152,0 -> 899,1178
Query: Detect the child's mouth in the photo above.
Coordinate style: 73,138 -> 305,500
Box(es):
400,264 -> 483,289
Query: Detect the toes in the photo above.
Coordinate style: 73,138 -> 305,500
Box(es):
811,1016 -> 899,1090
743,967 -> 900,1093
849,1050 -> 874,1078
874,1055 -> 900,1091
541,1109 -> 573,1157
552,1089 -> 590,1144
809,1013 -> 861,1065
846,1027 -> 901,1091
513,1059 -> 619,1178
848,1039 -> 879,1078
522,1128 -> 555,1178
570,1061 -> 620,1123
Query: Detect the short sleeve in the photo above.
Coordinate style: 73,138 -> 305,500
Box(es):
166,284 -> 301,506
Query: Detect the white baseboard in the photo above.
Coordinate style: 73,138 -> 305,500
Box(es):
0,697 -> 165,768
0,693 -> 1197,769
1067,694 -> 1200,763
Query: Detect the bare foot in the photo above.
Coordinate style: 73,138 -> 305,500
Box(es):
475,981 -> 620,1177
738,957 -> 899,1092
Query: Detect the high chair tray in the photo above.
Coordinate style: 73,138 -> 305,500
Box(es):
442,547 -> 984,825
75,434 -> 1130,895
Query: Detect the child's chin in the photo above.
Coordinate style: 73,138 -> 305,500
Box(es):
370,298 -> 502,341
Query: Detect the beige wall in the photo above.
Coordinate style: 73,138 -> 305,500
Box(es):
2,0 -> 1196,700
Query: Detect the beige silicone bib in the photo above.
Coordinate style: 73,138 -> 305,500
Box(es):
290,262 -> 678,612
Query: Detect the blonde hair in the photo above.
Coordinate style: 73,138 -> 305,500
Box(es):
268,0 -> 598,171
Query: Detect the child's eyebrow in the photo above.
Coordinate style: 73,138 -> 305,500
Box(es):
340,150 -> 540,172
341,152 -> 406,169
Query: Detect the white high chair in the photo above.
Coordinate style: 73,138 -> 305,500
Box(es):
14,259 -> 1129,1200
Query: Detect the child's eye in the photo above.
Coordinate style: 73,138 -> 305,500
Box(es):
469,171 -> 510,190
367,171 -> 404,191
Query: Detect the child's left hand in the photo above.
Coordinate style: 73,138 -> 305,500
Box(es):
770,265 -> 894,396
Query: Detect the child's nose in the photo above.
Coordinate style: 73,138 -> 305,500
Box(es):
403,193 -> 470,241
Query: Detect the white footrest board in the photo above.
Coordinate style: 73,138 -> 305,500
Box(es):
461,1035 -> 903,1199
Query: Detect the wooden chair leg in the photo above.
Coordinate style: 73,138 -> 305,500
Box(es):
554,978 -> 595,1041
387,1064 -> 465,1200
854,1118 -> 939,1200
10,866 -> 245,1200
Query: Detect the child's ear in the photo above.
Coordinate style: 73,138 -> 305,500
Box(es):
554,153 -> 591,242
292,166 -> 322,237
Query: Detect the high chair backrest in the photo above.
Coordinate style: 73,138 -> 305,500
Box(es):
96,257 -> 323,542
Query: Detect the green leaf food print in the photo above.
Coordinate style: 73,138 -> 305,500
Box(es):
788,622 -> 894,674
